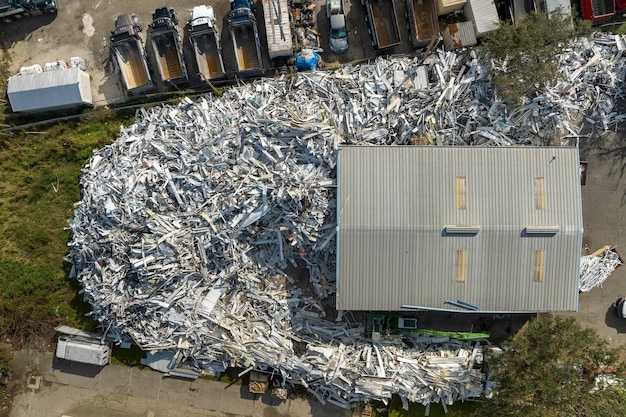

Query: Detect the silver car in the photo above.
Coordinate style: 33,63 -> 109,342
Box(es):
327,0 -> 348,53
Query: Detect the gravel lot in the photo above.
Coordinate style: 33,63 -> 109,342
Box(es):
0,0 -> 418,106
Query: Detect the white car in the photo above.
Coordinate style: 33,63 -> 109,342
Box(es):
327,0 -> 348,53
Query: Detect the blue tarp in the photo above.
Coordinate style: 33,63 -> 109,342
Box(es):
296,50 -> 320,71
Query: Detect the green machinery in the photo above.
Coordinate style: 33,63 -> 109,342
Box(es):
366,312 -> 490,344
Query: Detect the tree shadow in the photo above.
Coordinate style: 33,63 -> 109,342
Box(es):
605,300 -> 626,334
415,312 -> 535,344
0,13 -> 57,47
579,98 -> 626,206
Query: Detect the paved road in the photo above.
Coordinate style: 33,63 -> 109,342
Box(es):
9,351 -> 352,417
560,130 -> 626,349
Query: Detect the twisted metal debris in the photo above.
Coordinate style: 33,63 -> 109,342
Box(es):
67,36 -> 626,408
580,247 -> 622,292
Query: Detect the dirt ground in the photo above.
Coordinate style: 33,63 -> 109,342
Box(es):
0,0 -> 419,107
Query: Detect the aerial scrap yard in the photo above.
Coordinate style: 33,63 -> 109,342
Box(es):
66,35 -> 626,409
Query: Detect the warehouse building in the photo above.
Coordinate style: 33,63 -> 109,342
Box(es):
7,66 -> 92,113
336,146 -> 583,313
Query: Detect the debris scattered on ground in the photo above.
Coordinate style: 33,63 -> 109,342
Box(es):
580,246 -> 622,292
67,36 -> 626,407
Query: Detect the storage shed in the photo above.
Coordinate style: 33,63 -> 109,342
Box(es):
7,67 -> 92,113
336,146 -> 583,313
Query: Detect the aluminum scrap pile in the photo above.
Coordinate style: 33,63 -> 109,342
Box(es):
580,247 -> 622,292
67,39 -> 626,407
300,340 -> 485,409
555,35 -> 626,133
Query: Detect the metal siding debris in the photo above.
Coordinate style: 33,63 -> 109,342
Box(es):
580,247 -> 622,292
66,35 -> 626,407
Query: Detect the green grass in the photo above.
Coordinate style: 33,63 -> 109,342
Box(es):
0,115 -> 132,346
372,396 -> 478,417
613,23 -> 626,35
110,344 -> 146,367
198,367 -> 247,386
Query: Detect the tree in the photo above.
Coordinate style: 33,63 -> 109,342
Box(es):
480,11 -> 591,104
474,315 -> 626,417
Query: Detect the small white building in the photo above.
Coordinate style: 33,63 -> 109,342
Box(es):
7,66 -> 92,113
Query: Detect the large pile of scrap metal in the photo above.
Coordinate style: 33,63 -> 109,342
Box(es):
580,246 -> 623,292
67,37 -> 626,408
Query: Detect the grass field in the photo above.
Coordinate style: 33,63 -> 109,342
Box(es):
373,396 -> 478,417
0,115 -> 132,346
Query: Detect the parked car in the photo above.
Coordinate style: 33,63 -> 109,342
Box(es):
327,0 -> 348,53
616,298 -> 626,318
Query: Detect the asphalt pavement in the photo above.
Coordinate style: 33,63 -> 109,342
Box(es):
559,128 -> 626,349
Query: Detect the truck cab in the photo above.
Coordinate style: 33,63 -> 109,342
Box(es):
111,13 -> 142,40
231,0 -> 256,21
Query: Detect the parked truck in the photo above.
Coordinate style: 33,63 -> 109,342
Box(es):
189,5 -> 225,81
362,0 -> 402,50
0,0 -> 56,23
405,0 -> 439,48
56,336 -> 111,366
229,0 -> 264,76
110,14 -> 153,94
262,0 -> 294,66
580,0 -> 617,23
505,0 -> 572,24
148,7 -> 188,86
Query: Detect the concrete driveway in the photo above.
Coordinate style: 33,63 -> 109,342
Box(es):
560,128 -> 626,349
9,350 -> 351,417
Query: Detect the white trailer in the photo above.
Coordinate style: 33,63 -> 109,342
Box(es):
262,0 -> 293,61
56,336 -> 111,366
463,0 -> 499,36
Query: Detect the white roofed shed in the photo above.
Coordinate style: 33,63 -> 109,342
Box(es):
7,67 -> 92,113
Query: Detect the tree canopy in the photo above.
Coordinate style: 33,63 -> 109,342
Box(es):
474,315 -> 626,417
480,11 -> 591,104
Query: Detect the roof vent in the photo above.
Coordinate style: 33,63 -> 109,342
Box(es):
524,226 -> 559,235
444,225 -> 480,234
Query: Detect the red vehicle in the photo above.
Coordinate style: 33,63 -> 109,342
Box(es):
580,0 -> 626,23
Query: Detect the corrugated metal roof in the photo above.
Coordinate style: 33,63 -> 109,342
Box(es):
7,67 -> 92,112
463,0 -> 499,36
336,146 -> 583,312
262,0 -> 293,58
442,21 -> 477,50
